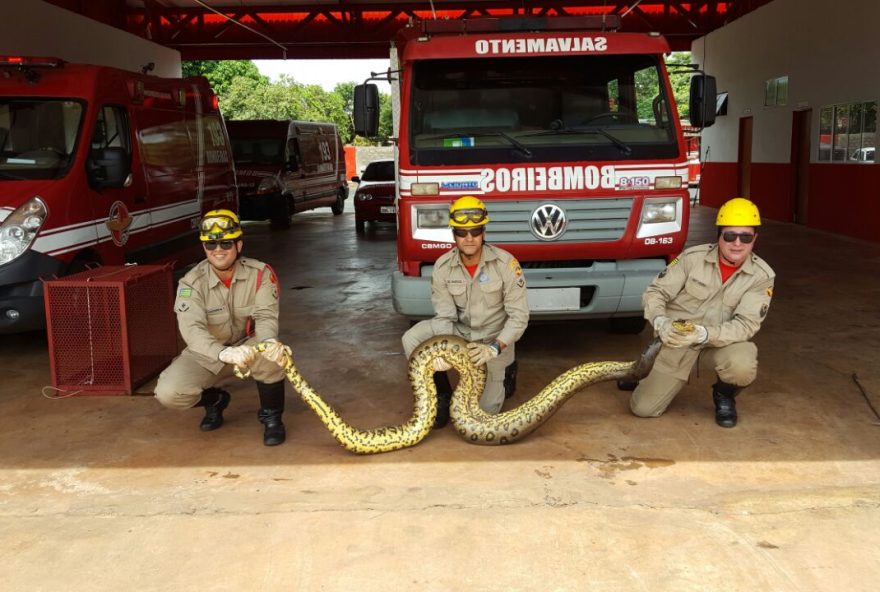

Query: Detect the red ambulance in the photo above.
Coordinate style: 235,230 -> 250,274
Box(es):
0,56 -> 237,333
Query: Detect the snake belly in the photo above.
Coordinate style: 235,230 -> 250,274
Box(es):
449,337 -> 662,445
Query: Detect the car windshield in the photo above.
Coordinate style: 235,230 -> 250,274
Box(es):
408,54 -> 678,166
361,160 -> 395,182
230,137 -> 284,164
0,99 -> 83,181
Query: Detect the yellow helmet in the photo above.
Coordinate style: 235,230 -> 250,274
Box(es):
200,209 -> 242,241
716,197 -> 761,227
449,196 -> 489,228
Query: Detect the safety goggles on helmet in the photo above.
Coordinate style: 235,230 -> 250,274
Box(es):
199,214 -> 242,241
450,208 -> 488,225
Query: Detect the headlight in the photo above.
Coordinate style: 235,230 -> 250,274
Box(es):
641,199 -> 678,224
0,197 -> 48,266
357,192 -> 373,201
255,176 -> 281,195
415,205 -> 448,228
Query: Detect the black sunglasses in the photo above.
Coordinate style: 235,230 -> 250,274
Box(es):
204,239 -> 236,251
452,227 -> 485,238
721,231 -> 756,244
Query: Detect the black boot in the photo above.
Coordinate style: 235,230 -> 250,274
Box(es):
504,360 -> 518,399
712,380 -> 740,428
433,372 -> 452,429
257,380 -> 286,446
617,379 -> 639,391
197,387 -> 230,432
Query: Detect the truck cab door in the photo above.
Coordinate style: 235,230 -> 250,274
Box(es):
86,105 -> 151,263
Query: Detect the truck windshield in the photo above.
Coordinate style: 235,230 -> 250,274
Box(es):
230,138 -> 285,165
409,54 -> 678,166
0,99 -> 83,180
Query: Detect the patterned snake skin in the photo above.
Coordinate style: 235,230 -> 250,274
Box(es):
250,334 -> 663,454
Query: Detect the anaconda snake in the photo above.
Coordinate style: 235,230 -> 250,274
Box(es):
249,332 -> 666,455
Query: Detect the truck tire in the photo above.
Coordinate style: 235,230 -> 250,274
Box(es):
270,194 -> 292,230
331,187 -> 346,216
609,317 -> 648,335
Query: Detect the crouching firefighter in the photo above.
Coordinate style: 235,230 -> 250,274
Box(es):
154,209 -> 289,446
402,196 -> 530,428
618,197 -> 776,427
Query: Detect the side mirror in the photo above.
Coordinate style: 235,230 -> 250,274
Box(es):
689,74 -> 717,129
87,147 -> 131,190
351,176 -> 361,184
353,84 -> 380,137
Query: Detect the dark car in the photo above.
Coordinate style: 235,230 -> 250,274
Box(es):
352,159 -> 396,233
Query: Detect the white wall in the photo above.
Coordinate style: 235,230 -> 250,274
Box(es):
0,0 -> 181,77
691,0 -> 880,163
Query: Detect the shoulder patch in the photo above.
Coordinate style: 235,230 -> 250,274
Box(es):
668,257 -> 679,267
766,287 -> 773,298
508,258 -> 523,277
760,303 -> 769,318
177,287 -> 192,298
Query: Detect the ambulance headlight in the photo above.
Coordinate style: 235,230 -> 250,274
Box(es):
415,205 -> 449,229
255,176 -> 282,195
0,197 -> 48,266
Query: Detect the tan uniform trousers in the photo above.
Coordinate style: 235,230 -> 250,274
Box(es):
155,337 -> 286,410
630,341 -> 758,418
402,320 -> 514,415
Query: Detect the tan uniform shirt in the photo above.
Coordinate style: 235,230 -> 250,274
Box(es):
643,243 -> 775,380
429,243 -> 529,346
173,257 -> 280,373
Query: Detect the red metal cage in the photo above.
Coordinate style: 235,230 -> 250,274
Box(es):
43,264 -> 179,395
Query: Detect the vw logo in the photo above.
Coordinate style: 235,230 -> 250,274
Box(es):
530,204 -> 567,240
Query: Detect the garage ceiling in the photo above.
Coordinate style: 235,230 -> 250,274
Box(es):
46,0 -> 774,59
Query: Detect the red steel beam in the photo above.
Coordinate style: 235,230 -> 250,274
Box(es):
44,1 -> 774,59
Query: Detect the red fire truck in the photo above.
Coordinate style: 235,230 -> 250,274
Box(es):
0,57 -> 237,333
355,16 -> 715,332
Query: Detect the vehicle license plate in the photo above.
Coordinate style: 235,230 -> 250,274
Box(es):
380,206 -> 396,214
527,288 -> 580,311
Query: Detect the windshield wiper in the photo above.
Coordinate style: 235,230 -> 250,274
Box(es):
522,125 -> 633,156
421,131 -> 533,158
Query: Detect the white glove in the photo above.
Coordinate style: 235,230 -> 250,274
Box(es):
467,342 -> 500,367
261,338 -> 288,367
653,315 -> 675,345
666,323 -> 709,348
219,345 -> 256,368
432,357 -> 452,372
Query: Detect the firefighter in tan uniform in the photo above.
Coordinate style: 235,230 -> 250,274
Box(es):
154,210 -> 289,446
622,198 -> 775,427
402,196 -> 530,427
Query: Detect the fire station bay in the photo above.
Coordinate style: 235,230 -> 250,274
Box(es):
0,1 -> 878,590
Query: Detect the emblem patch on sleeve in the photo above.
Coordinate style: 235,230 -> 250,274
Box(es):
766,287 -> 773,297
175,301 -> 190,313
760,303 -> 769,318
509,258 -> 523,277
178,287 -> 192,298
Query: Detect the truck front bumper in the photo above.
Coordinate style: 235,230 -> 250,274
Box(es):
391,259 -> 666,320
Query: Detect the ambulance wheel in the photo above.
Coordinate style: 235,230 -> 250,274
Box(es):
270,195 -> 292,230
355,217 -> 365,233
331,188 -> 346,216
609,317 -> 647,335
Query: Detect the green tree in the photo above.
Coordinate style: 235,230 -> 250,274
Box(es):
665,52 -> 693,121
181,60 -> 267,96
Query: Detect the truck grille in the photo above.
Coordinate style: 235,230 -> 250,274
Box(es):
486,198 -> 633,244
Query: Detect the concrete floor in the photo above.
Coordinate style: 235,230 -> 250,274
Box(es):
2,197 -> 880,591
